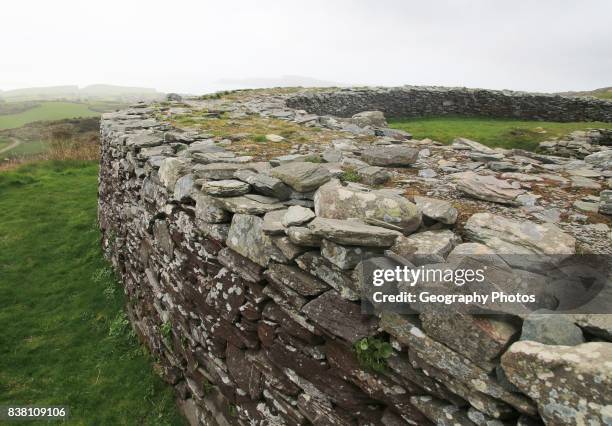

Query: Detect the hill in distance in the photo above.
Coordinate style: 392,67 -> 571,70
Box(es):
0,84 -> 165,103
557,86 -> 612,100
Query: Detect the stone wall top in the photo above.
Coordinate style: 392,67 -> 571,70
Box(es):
287,85 -> 612,122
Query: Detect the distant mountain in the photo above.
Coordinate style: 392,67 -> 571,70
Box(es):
215,75 -> 345,89
557,87 -> 612,100
0,85 -> 165,102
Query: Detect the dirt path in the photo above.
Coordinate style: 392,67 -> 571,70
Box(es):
0,138 -> 22,155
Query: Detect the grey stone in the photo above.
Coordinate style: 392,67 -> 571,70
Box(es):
295,252 -> 359,300
270,162 -> 331,192
520,311 -> 585,346
194,193 -> 230,223
350,110 -> 387,127
488,161 -> 519,172
314,180 -> 421,234
361,145 -> 419,167
173,173 -> 195,201
573,200 -> 599,213
264,263 -> 329,297
501,341 -> 612,426
235,170 -> 292,200
216,196 -> 285,215
584,149 -> 612,170
320,239 -> 381,270
357,166 -> 391,185
262,209 -> 288,235
599,190 -> 612,215
454,172 -> 525,205
390,230 -> 461,266
410,396 -> 475,426
418,168 -> 438,178
281,205 -> 315,227
570,175 -> 601,189
286,226 -> 322,247
271,236 -> 307,260
192,151 -> 253,164
308,217 -> 402,247
193,162 -> 253,180
302,291 -> 378,343
226,214 -> 286,267
464,213 -> 576,269
200,179 -> 250,197
413,196 -> 458,224
158,157 -> 189,190
452,137 -> 498,154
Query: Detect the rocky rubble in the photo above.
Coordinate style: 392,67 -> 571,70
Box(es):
99,87 -> 612,426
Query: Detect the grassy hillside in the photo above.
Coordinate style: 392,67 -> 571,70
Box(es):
0,161 -> 184,424
558,87 -> 612,100
388,117 -> 612,151
0,102 -> 100,130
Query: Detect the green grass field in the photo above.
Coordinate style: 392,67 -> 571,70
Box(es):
0,161 -> 184,425
0,102 -> 100,130
388,117 -> 612,151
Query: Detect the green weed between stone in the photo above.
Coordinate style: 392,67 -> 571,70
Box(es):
388,116 -> 612,151
353,337 -> 393,373
0,161 -> 185,425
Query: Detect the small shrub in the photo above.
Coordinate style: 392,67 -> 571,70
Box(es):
353,337 -> 393,373
228,404 -> 238,417
304,155 -> 322,163
161,321 -> 172,344
108,312 -> 130,338
252,134 -> 267,143
202,378 -> 214,395
340,168 -> 362,183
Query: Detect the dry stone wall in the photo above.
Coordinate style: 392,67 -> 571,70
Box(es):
287,86 -> 612,122
99,89 -> 611,426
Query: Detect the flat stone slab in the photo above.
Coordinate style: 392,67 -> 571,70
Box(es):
270,162 -> 331,192
308,217 -> 402,247
454,171 -> 525,205
200,179 -> 250,197
216,196 -> 285,215
361,145 -> 419,167
301,291 -> 378,343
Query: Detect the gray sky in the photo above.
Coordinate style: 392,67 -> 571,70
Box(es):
2,0 -> 611,94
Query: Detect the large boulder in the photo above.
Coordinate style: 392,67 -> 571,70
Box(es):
361,145 -> 419,167
501,341 -> 612,425
314,180 -> 421,233
453,172 -> 525,205
270,162 -> 331,192
226,214 -> 286,267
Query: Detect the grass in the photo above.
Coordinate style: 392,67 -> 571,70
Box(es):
0,161 -> 185,425
387,116 -> 612,151
0,102 -> 100,130
3,140 -> 48,157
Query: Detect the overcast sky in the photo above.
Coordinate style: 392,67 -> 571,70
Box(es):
2,0 -> 611,94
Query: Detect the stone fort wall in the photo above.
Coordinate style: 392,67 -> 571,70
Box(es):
98,89 -> 611,426
286,86 -> 612,122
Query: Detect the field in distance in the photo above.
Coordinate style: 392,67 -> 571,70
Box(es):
388,116 -> 612,151
0,101 -> 101,130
